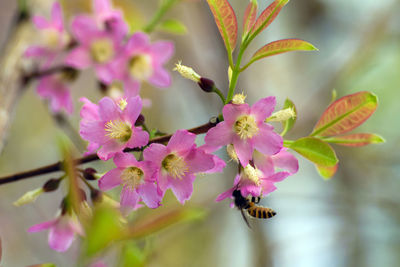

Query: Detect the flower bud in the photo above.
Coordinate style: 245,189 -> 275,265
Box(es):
13,188 -> 44,207
90,189 -> 103,203
198,77 -> 216,93
42,178 -> 62,192
173,61 -> 200,82
266,107 -> 296,122
135,114 -> 145,126
83,168 -> 98,180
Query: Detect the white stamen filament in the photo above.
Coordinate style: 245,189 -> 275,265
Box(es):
234,115 -> 259,139
105,120 -> 132,142
121,167 -> 144,190
162,153 -> 188,179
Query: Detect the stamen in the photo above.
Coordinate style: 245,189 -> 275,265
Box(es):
234,115 -> 259,139
105,120 -> 132,142
232,93 -> 247,105
129,55 -> 153,81
162,153 -> 188,179
243,165 -> 261,186
121,167 -> 144,190
90,38 -> 114,64
117,98 -> 128,111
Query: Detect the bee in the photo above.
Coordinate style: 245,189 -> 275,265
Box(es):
232,189 -> 276,228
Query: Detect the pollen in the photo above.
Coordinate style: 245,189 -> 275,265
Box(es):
117,98 -> 128,111
173,61 -> 201,82
226,144 -> 239,163
234,115 -> 259,139
105,120 -> 132,142
232,93 -> 247,105
243,165 -> 261,186
162,153 -> 188,179
121,167 -> 144,190
128,54 -> 153,81
90,38 -> 114,64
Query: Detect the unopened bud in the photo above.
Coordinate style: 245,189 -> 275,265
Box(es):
266,107 -> 296,122
60,67 -> 79,82
13,188 -> 44,206
198,77 -> 216,93
83,168 -> 98,180
226,144 -> 239,163
42,178 -> 62,192
90,189 -> 103,203
232,93 -> 246,105
173,61 -> 201,82
135,114 -> 145,126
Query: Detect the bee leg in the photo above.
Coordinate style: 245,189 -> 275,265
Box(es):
254,197 -> 261,204
240,209 -> 252,229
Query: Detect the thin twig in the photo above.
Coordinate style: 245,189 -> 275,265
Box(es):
0,120 -> 218,185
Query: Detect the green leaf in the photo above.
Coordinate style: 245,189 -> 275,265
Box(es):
27,264 -> 57,267
119,243 -> 147,267
311,91 -> 378,137
281,98 -> 297,136
315,163 -> 338,179
322,133 -> 385,147
206,0 -> 238,53
84,206 -> 123,256
242,0 -> 258,37
250,0 -> 289,37
289,137 -> 338,167
158,19 -> 187,34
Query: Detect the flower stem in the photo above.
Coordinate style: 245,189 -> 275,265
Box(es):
225,44 -> 246,104
213,87 -> 226,103
0,120 -> 219,185
143,0 -> 179,33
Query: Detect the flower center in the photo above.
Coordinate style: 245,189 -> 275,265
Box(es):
234,115 -> 259,139
121,167 -> 144,190
162,153 -> 188,179
105,120 -> 132,142
42,29 -> 60,48
243,165 -> 261,186
128,54 -> 153,81
90,38 -> 114,64
117,98 -> 128,111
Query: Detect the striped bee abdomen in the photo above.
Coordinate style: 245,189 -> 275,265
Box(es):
247,205 -> 276,219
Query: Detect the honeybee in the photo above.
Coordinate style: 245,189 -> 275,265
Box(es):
232,189 -> 276,228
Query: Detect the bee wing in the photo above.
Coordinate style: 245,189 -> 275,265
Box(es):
240,209 -> 252,229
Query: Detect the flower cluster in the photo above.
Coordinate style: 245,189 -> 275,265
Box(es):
25,0 -> 174,114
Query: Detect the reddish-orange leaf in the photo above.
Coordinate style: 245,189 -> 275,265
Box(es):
311,91 -> 378,137
250,0 -> 289,36
250,39 -> 317,63
323,133 -> 385,147
243,0 -> 258,36
316,163 -> 338,179
206,0 -> 238,53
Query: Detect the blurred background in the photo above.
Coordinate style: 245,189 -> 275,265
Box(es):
0,0 -> 399,266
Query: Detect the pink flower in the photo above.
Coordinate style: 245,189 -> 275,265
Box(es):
80,97 -> 100,154
99,153 -> 162,211
25,2 -> 69,67
80,96 -> 149,160
93,0 -> 129,39
216,149 -> 298,201
143,130 -> 215,203
37,75 -> 73,114
205,97 -> 283,166
28,213 -> 83,252
111,32 -> 174,96
65,15 -> 123,83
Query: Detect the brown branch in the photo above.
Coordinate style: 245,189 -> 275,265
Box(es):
0,119 -> 218,185
21,65 -> 75,85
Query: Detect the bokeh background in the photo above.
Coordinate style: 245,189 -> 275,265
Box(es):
0,0 -> 399,266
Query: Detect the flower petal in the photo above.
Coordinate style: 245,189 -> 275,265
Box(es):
204,122 -> 234,150
185,149 -> 215,173
70,15 -> 99,43
120,187 -> 140,209
98,97 -> 120,122
51,2 -> 63,31
216,187 -> 234,202
113,152 -> 138,168
127,128 -> 149,148
169,174 -> 195,204
251,96 -> 276,121
80,121 -> 108,144
126,32 -> 150,52
167,130 -> 195,153
97,140 -> 125,160
253,150 -> 275,177
123,96 -> 142,125
252,124 -> 283,156
65,47 -> 92,69
264,171 -> 290,182
98,168 -> 123,190
272,148 -> 299,174
95,65 -> 114,84
233,136 -> 253,167
222,103 -> 250,125
148,68 -> 171,88
150,41 -> 174,64
24,46 -> 50,58
28,220 -> 55,232
80,97 -> 99,121
33,15 -> 50,29
48,220 -> 75,252
138,183 -> 162,209
143,143 -> 168,165
260,180 -> 277,196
